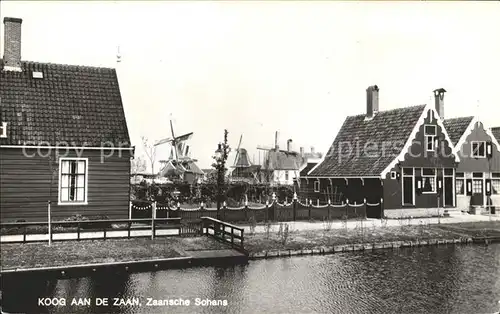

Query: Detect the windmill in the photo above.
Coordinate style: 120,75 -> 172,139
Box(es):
154,119 -> 202,183
155,119 -> 196,162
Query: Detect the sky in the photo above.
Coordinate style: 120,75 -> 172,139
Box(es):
1,1 -> 500,171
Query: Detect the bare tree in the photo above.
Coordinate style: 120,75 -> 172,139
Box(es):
131,155 -> 147,182
141,136 -> 157,183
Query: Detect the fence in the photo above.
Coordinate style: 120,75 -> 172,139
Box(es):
0,218 -> 196,244
130,194 -> 382,223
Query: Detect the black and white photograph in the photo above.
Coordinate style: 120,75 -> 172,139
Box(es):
0,1 -> 499,313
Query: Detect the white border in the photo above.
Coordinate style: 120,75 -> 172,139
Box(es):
470,140 -> 487,159
58,157 -> 89,206
381,104 -> 460,179
0,122 -> 7,138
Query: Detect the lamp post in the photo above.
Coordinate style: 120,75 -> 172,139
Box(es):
213,130 -> 230,220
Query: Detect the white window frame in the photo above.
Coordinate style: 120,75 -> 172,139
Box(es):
402,167 -> 415,206
314,180 -> 320,192
58,157 -> 89,205
0,122 -> 7,138
424,124 -> 437,152
471,141 -> 486,158
421,168 -> 437,194
455,172 -> 465,196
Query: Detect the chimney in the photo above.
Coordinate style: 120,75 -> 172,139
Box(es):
274,131 -> 279,150
433,88 -> 446,119
300,147 -> 304,157
366,85 -> 379,119
3,17 -> 23,71
287,139 -> 292,152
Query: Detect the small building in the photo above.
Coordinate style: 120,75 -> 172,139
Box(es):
444,116 -> 500,213
0,17 -> 133,222
302,86 -> 460,218
492,127 -> 500,143
158,159 -> 204,184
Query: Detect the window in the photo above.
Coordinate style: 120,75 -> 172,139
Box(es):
314,181 -> 320,192
421,168 -> 436,193
0,122 -> 7,138
59,158 -> 88,204
471,141 -> 486,158
425,125 -> 437,151
456,172 -> 465,195
492,179 -> 500,195
472,180 -> 483,194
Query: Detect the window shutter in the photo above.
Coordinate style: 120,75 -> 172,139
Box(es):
486,141 -> 493,158
416,176 -> 422,195
466,179 -> 473,196
437,177 -> 443,193
486,179 -> 492,196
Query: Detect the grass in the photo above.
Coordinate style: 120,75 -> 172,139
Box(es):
0,237 -> 229,270
244,223 -> 494,254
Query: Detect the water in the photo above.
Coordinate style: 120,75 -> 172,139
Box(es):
2,244 -> 500,314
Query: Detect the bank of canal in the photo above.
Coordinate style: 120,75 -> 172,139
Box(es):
1,243 -> 499,314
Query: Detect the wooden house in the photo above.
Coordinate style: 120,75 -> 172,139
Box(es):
301,86 -> 460,218
444,117 -> 500,213
0,17 -> 133,222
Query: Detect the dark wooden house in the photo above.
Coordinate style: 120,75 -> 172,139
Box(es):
444,116 -> 500,213
0,17 -> 133,222
301,86 -> 460,218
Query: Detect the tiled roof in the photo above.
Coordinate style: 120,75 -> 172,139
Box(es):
443,116 -> 474,146
300,162 -> 318,177
0,60 -> 130,147
492,127 -> 500,142
264,150 -> 303,170
309,105 -> 427,177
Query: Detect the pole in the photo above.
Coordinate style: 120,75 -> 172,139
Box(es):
48,200 -> 52,246
151,201 -> 156,240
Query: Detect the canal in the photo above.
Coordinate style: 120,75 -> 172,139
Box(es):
2,243 -> 499,314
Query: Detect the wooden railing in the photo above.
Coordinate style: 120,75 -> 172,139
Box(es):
0,218 -> 184,243
201,217 -> 245,253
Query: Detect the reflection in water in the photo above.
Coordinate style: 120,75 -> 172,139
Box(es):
2,244 -> 499,314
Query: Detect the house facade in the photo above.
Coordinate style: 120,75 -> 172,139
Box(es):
0,17 -> 133,222
301,86 -> 460,218
444,117 -> 500,213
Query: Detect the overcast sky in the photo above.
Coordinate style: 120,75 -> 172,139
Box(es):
2,1 -> 499,170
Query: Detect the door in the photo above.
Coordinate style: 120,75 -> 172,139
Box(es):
365,179 -> 383,218
471,179 -> 484,206
403,177 -> 414,205
444,177 -> 454,207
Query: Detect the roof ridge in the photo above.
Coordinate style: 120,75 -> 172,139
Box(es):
1,58 -> 117,71
346,104 -> 426,119
444,116 -> 475,121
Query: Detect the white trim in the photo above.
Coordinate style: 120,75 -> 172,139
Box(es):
452,116 -> 478,154
380,104 -> 460,178
401,167 -> 415,206
471,141 -> 487,159
3,65 -> 22,72
313,180 -> 320,192
58,157 -> 89,206
0,145 -> 133,150
307,155 -> 326,176
485,126 -> 500,153
421,168 -> 437,194
0,122 -> 7,138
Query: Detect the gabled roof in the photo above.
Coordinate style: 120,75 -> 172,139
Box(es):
300,162 -> 318,177
0,60 -> 130,147
264,150 -> 303,171
492,127 -> 500,143
309,105 -> 427,177
443,116 -> 474,146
